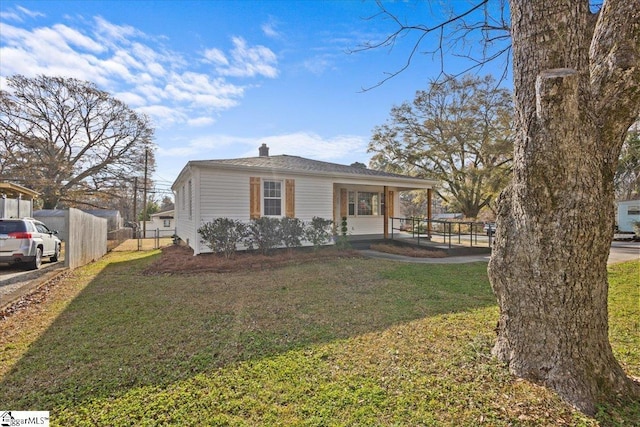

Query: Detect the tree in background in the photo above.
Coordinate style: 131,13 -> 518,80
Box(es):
0,75 -> 155,209
369,75 -> 514,218
615,125 -> 640,200
160,196 -> 175,211
138,199 -> 160,222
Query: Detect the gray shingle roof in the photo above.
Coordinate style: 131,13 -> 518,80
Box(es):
191,155 -> 420,180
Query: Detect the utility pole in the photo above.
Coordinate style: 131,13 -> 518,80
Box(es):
133,177 -> 138,238
142,149 -> 148,239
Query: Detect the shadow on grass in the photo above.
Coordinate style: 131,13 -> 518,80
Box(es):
2,252 -> 494,410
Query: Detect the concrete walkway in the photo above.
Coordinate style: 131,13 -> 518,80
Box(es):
361,241 -> 639,265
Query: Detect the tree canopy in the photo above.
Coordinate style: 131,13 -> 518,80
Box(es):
369,74 -> 514,218
0,75 -> 155,209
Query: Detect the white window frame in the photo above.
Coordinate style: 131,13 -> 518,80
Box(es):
347,190 -> 382,217
263,180 -> 283,217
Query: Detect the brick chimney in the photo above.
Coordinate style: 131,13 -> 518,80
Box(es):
259,143 -> 269,157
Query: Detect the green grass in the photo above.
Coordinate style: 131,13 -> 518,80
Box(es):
0,252 -> 637,426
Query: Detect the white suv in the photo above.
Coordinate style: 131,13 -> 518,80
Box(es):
0,218 -> 61,270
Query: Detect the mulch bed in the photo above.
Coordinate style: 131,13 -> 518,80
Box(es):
142,244 -> 363,275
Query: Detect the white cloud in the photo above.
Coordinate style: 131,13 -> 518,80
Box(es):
202,48 -> 228,66
136,105 -> 186,128
157,131 -> 368,165
217,37 -> 278,78
261,18 -> 281,39
0,14 -> 278,129
52,23 -> 105,53
94,16 -> 141,42
188,116 -> 216,127
16,6 -> 45,19
115,91 -> 147,107
303,55 -> 334,75
0,6 -> 44,22
251,133 -> 368,161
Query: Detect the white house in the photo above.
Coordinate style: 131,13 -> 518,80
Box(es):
616,199 -> 640,233
172,144 -> 437,255
139,209 -> 175,238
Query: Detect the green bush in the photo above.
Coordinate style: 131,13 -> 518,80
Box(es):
198,218 -> 247,258
305,217 -> 333,250
280,217 -> 306,249
244,217 -> 282,255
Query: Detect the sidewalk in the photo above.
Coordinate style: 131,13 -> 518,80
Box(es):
360,243 -> 639,265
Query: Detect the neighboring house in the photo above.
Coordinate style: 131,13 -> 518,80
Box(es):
0,182 -> 39,218
616,199 -> 640,233
81,209 -> 123,232
172,144 -> 437,255
139,209 -> 175,238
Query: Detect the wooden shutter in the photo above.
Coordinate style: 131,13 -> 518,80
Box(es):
250,177 -> 261,219
340,189 -> 347,218
285,179 -> 295,218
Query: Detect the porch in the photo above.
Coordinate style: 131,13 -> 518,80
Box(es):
346,217 -> 493,257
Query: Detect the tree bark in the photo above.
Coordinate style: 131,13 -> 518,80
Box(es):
488,0 -> 640,414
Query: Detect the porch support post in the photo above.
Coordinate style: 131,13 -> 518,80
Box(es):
427,188 -> 432,238
383,185 -> 389,239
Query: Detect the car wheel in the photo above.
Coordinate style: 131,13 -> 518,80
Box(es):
50,244 -> 60,262
26,247 -> 42,270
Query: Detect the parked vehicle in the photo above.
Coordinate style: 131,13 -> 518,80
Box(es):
484,222 -> 496,236
0,218 -> 61,270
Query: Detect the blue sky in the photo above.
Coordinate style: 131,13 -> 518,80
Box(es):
0,0 -> 510,197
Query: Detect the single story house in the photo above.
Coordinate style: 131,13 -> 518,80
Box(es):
172,144 -> 437,255
139,209 -> 175,238
616,199 -> 640,233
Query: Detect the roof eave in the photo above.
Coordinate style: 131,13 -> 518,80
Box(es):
185,160 -> 437,188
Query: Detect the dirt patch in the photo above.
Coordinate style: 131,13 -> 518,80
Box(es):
142,244 -> 363,275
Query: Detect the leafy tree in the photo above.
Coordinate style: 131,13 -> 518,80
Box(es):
369,75 -> 514,218
365,0 -> 640,414
0,75 -> 155,209
138,199 -> 160,222
160,196 -> 175,211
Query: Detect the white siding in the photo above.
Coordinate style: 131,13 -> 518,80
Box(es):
292,175 -> 334,222
173,169 -> 198,252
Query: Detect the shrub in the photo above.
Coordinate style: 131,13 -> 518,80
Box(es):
305,217 -> 333,250
335,216 -> 351,249
198,218 -> 246,258
280,217 -> 306,249
244,217 -> 282,255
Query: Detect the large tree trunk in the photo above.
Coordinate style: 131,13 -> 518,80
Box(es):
488,0 -> 640,415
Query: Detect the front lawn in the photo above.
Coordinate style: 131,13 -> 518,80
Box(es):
0,250 -> 637,426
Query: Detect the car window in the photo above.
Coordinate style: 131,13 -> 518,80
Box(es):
25,221 -> 37,232
0,221 -> 26,233
36,223 -> 49,233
